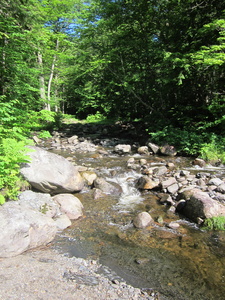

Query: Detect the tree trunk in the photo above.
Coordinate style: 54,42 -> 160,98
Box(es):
37,51 -> 48,110
47,39 -> 59,111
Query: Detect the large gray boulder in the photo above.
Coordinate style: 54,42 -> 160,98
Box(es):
53,194 -> 84,220
178,188 -> 225,222
20,146 -> 84,194
18,190 -> 60,218
0,202 -> 57,258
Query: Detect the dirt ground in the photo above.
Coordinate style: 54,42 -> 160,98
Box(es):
0,247 -> 158,300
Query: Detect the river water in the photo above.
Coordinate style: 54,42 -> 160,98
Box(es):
51,147 -> 225,300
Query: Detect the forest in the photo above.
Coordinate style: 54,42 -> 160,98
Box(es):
0,0 -> 225,202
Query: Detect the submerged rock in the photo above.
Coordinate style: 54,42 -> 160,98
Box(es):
133,212 -> 154,228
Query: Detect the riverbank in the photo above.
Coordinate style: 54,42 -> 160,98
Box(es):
0,245 -> 158,300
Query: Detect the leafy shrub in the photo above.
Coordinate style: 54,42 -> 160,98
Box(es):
200,135 -> 225,163
86,111 -> 106,123
0,138 -> 31,201
38,130 -> 52,139
203,216 -> 225,231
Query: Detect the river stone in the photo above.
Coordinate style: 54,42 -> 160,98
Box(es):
137,146 -> 149,155
0,201 -> 57,258
216,183 -> 225,194
178,189 -> 225,222
80,171 -> 97,186
94,177 -> 122,195
208,178 -> 224,186
54,214 -> 72,230
20,146 -> 84,194
53,194 -> 84,220
136,176 -> 160,190
18,190 -> 60,218
161,177 -> 177,189
114,144 -> 131,154
148,142 -> 159,154
133,212 -> 154,228
160,145 -> 177,156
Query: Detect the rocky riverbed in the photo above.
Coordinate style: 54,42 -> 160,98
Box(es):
0,246 -> 158,300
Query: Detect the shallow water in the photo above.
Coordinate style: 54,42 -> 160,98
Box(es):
52,150 -> 225,300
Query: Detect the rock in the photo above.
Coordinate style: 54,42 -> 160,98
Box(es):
167,183 -> 179,194
20,146 -> 84,194
80,171 -> 97,186
216,183 -> 225,194
192,158 -> 206,167
114,144 -> 131,154
153,166 -> 168,176
18,190 -> 60,218
208,178 -> 224,186
167,222 -> 180,229
160,145 -> 177,156
161,177 -> 177,189
53,194 -> 84,220
136,176 -> 160,190
94,177 -> 122,195
178,189 -> 225,222
137,146 -> 149,155
67,135 -> 79,144
73,141 -> 96,152
32,135 -> 41,144
54,214 -> 72,230
133,212 -> 154,228
93,188 -> 105,199
0,202 -> 57,257
148,142 -> 159,154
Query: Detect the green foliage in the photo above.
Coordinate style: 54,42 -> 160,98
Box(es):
0,195 -> 5,205
86,111 -> 106,123
25,110 -> 63,131
0,138 -> 31,201
203,216 -> 225,231
38,130 -> 52,139
200,135 -> 225,163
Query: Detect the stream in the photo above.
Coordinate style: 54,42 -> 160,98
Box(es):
47,128 -> 225,300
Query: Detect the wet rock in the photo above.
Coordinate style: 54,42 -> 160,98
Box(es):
136,176 -> 160,190
80,171 -> 97,186
153,166 -> 168,176
0,202 -> 57,258
192,158 -> 206,167
67,135 -> 79,144
137,146 -> 149,155
114,144 -> 131,154
178,189 -> 225,222
20,146 -> 84,194
53,194 -> 84,220
94,177 -> 122,195
54,214 -> 72,230
93,188 -> 106,199
160,145 -> 177,156
167,222 -> 180,229
133,212 -> 154,228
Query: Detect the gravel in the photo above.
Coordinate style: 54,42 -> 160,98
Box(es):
0,247 -> 158,300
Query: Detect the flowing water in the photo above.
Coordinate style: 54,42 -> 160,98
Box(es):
51,149 -> 225,300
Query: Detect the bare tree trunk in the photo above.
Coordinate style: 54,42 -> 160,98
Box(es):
37,51 -> 48,110
47,39 -> 59,111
